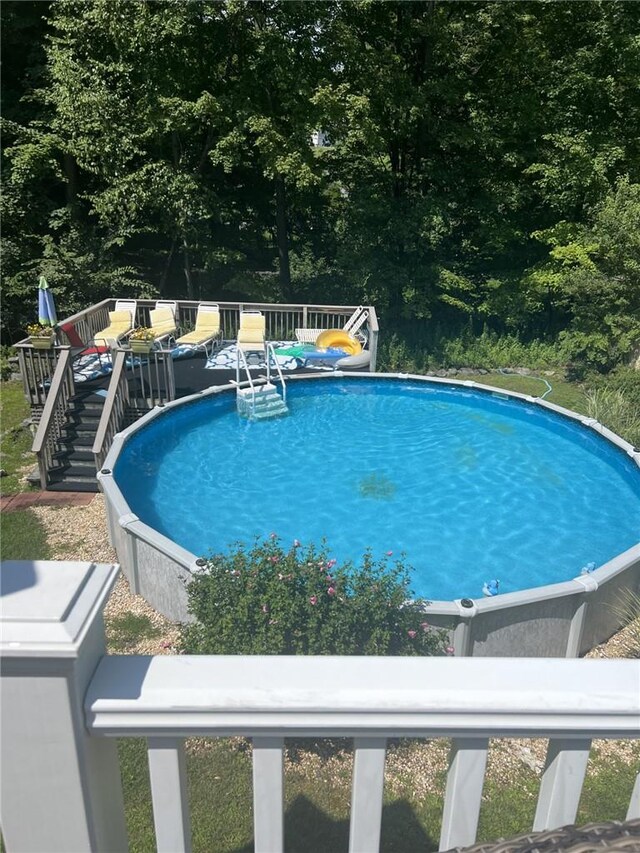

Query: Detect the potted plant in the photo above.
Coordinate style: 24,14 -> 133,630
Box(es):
26,323 -> 56,349
129,327 -> 156,353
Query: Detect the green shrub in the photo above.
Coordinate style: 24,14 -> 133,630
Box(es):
378,326 -> 567,373
585,386 -> 640,447
0,346 -> 15,381
180,537 -> 448,657
587,366 -> 640,410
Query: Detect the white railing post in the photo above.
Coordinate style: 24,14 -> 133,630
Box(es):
0,560 -> 127,852
253,736 -> 284,853
533,738 -> 592,831
439,737 -> 489,850
349,737 -> 387,853
147,738 -> 192,852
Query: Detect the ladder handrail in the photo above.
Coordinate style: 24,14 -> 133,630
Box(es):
92,349 -> 130,468
266,343 -> 287,405
236,347 -> 257,417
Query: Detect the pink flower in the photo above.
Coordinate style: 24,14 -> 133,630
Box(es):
407,629 -> 417,639
293,539 -> 301,548
309,595 -> 318,605
269,556 -> 279,564
420,621 -> 430,631
270,532 -> 277,539
262,604 -> 269,614
327,586 -> 336,597
446,646 -> 455,655
386,551 -> 393,556
327,558 -> 337,569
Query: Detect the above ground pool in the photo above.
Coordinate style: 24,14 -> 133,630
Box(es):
112,377 -> 640,602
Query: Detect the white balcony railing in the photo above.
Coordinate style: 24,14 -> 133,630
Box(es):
1,561 -> 639,853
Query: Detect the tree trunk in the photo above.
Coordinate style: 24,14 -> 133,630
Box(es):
63,152 -> 80,211
182,235 -> 194,300
274,173 -> 291,295
159,238 -> 177,297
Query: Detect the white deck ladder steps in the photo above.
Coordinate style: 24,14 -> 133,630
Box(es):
235,344 -> 288,421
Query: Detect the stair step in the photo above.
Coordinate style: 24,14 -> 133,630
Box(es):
58,433 -> 95,449
46,478 -> 99,493
61,423 -> 99,438
54,448 -> 95,463
53,458 -> 97,475
250,406 -> 289,420
67,405 -> 104,417
237,401 -> 288,419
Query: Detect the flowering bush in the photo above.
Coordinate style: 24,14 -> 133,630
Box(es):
129,326 -> 155,341
26,322 -> 54,337
180,537 -> 448,656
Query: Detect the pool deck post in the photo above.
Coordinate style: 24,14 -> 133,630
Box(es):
452,599 -> 477,656
565,574 -> 598,658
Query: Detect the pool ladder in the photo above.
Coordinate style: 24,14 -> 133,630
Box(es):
235,344 -> 289,421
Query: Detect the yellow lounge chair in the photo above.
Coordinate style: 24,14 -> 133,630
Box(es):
148,300 -> 177,345
92,300 -> 136,347
237,310 -> 266,352
175,303 -> 222,357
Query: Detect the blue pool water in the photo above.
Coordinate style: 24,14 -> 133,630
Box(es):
114,379 -> 640,601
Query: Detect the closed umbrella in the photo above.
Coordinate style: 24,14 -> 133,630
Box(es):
38,275 -> 57,327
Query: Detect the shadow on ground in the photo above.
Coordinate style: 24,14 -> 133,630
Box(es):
231,794 -> 437,853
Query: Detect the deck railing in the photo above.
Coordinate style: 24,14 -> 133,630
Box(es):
92,349 -> 131,470
124,345 -> 176,413
15,298 -> 374,488
15,343 -> 60,409
1,561 -> 638,853
30,348 -> 75,489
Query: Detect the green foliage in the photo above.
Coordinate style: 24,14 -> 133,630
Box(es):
0,347 -> 15,381
181,537 -> 448,657
588,366 -> 640,410
0,379 -> 35,495
2,0 -> 640,366
379,326 -> 567,374
585,387 -> 640,448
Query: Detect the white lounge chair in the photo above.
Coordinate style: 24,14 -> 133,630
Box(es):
148,300 -> 177,345
237,310 -> 266,353
91,300 -> 137,347
294,306 -> 369,346
175,303 -> 222,357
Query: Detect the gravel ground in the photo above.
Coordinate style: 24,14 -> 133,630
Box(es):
32,494 -> 640,791
31,494 -> 180,655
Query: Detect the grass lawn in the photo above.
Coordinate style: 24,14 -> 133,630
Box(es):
0,379 -> 37,495
115,737 -> 639,852
471,371 -> 589,414
1,509 -> 50,560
